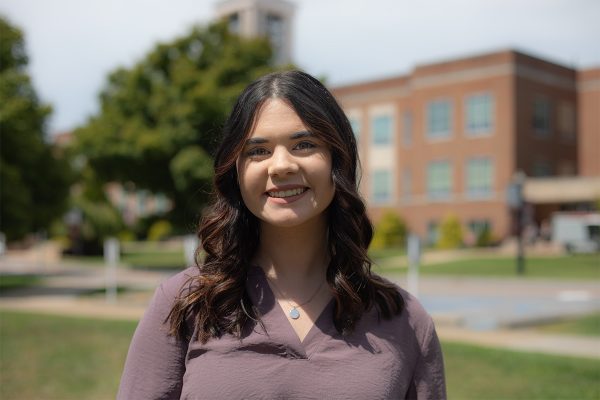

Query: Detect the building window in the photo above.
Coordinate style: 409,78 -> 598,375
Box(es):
137,190 -> 148,215
469,220 -> 491,235
466,157 -> 493,199
402,168 -> 411,202
372,169 -> 392,204
116,187 -> 127,213
155,193 -> 167,214
403,111 -> 413,147
468,219 -> 491,245
465,93 -> 494,135
372,114 -> 393,145
558,161 -> 576,176
265,13 -> 284,62
427,161 -> 452,200
532,160 -> 553,177
533,97 -> 551,136
228,13 -> 240,34
349,117 -> 361,141
427,221 -> 439,246
427,99 -> 452,140
558,102 -> 575,141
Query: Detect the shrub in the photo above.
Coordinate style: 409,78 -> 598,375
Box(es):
475,225 -> 493,247
117,230 -> 136,242
147,219 -> 172,241
371,211 -> 407,250
438,214 -> 463,249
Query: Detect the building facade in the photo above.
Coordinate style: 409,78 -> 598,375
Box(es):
332,50 -> 599,244
578,67 -> 600,177
214,0 -> 295,65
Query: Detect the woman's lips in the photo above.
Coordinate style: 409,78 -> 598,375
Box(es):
265,187 -> 309,204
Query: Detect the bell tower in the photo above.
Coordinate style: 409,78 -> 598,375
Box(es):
215,0 -> 295,65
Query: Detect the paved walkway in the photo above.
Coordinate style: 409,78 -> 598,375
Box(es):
1,258 -> 599,360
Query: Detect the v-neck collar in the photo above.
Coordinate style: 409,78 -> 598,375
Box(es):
246,265 -> 336,359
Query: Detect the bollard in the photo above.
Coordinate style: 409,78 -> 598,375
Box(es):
183,235 -> 199,267
104,237 -> 119,304
407,234 -> 421,298
0,232 -> 5,256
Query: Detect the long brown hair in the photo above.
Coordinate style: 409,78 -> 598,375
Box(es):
168,71 -> 404,343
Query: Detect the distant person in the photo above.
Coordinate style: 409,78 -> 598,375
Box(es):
118,71 -> 446,399
540,219 -> 552,242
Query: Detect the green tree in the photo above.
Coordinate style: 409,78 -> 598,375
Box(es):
0,16 -> 72,240
437,214 -> 463,249
66,166 -> 124,254
74,21 -> 282,230
371,210 -> 407,250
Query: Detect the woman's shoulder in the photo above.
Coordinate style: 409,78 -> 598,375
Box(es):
371,274 -> 436,345
155,266 -> 201,303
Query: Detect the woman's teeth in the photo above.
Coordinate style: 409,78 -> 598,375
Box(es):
268,188 -> 306,198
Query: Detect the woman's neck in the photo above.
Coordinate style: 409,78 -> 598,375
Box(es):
255,217 -> 329,285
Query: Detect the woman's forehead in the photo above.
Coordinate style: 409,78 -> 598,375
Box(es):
248,99 -> 305,137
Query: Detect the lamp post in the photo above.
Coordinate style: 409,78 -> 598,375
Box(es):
507,171 -> 526,275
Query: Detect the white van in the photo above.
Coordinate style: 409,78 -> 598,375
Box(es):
551,212 -> 600,253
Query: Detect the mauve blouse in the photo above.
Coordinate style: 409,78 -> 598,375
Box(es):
117,266 -> 446,399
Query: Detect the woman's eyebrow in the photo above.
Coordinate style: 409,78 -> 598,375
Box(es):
245,137 -> 268,145
245,130 -> 314,145
290,130 -> 314,140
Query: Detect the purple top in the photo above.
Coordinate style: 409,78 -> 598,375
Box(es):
118,266 -> 446,399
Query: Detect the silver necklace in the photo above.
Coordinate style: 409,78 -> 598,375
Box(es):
266,276 -> 326,320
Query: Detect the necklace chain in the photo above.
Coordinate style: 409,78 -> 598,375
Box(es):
266,275 -> 325,320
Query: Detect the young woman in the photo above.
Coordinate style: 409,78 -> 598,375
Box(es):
118,71 -> 446,399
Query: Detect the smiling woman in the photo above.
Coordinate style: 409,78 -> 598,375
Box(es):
118,71 -> 446,399
237,99 -> 335,229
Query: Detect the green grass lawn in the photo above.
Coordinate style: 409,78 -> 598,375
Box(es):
443,341 -> 600,399
122,250 -> 186,269
0,274 -> 41,291
532,313 -> 600,337
63,246 -> 188,270
1,311 -> 599,399
0,311 -> 135,400
374,253 -> 600,280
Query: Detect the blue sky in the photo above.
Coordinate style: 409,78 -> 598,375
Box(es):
2,0 -> 599,134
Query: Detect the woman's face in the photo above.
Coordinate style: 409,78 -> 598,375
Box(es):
236,98 -> 335,229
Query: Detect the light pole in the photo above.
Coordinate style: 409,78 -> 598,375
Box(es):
507,171 -> 526,275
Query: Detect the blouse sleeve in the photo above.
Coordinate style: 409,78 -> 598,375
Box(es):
117,276 -> 190,400
406,319 -> 447,400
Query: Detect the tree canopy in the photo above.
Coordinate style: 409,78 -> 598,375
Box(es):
0,16 -> 72,241
74,21 -> 282,230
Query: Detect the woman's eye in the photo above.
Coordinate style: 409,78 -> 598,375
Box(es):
295,141 -> 316,151
246,147 -> 269,157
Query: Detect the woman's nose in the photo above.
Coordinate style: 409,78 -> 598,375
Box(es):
268,147 -> 299,177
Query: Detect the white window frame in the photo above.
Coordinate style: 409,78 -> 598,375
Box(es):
371,169 -> 394,205
465,157 -> 494,200
427,160 -> 452,201
426,99 -> 453,141
465,92 -> 494,136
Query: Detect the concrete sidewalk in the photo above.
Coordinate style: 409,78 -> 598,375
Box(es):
437,325 -> 600,360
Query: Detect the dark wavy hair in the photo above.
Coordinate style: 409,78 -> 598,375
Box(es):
168,70 -> 404,343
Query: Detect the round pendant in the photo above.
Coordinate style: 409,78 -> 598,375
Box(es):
289,308 -> 300,319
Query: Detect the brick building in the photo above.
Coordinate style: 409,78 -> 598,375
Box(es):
578,67 -> 600,177
332,50 -> 599,244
